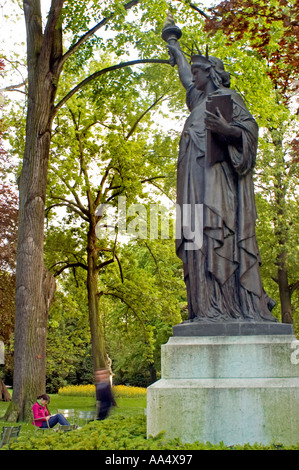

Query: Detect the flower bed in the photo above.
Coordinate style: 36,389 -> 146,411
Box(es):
58,384 -> 147,398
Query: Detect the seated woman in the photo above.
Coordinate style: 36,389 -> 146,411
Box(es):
32,394 -> 70,429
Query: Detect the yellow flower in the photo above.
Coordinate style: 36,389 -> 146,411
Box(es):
58,384 -> 147,398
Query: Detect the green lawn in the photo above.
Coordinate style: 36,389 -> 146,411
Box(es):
1,394 -> 298,450
0,393 -> 146,423
0,394 -> 148,450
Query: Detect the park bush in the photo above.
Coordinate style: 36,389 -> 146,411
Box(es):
8,415 -> 183,451
2,390 -> 297,451
7,414 -> 294,451
58,384 -> 147,398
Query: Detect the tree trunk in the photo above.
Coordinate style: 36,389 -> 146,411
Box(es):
271,129 -> 293,324
277,250 -> 293,324
0,378 -> 12,402
87,224 -> 107,371
148,363 -> 157,384
4,0 -> 63,422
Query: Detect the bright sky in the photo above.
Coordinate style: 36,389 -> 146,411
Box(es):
0,0 -> 215,89
0,0 -> 52,91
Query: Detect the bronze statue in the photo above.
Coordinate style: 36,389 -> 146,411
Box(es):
162,14 -> 277,324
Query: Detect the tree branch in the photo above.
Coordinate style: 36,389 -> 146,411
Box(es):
173,0 -> 209,19
97,258 -> 115,271
140,176 -> 166,184
52,261 -> 88,277
54,59 -> 170,113
51,167 -> 90,217
115,253 -> 124,283
190,3 -> 209,19
96,247 -> 123,282
0,80 -> 28,93
95,163 -> 112,209
41,0 -> 65,66
23,0 -> 43,63
126,95 -> 167,140
45,202 -> 67,216
145,179 -> 175,204
58,0 -> 140,72
290,280 -> 299,296
68,109 -> 94,212
49,193 -> 89,221
102,289 -> 147,331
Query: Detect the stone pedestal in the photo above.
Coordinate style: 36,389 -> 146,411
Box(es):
147,332 -> 299,446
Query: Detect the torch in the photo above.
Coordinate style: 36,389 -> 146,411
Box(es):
161,11 -> 182,66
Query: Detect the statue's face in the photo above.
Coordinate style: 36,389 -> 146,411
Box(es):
191,65 -> 210,91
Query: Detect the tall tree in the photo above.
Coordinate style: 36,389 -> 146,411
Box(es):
6,0 -> 177,421
44,61 -> 179,371
205,0 -> 299,99
0,177 -> 18,375
6,0 -> 297,421
0,58 -> 18,386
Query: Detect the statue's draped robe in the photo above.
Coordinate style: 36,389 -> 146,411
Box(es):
176,84 -> 276,322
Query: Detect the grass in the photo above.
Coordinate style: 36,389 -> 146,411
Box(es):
1,391 -> 299,451
0,393 -> 146,420
0,392 -> 147,449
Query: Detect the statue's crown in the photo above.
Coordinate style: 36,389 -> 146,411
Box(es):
191,54 -> 212,68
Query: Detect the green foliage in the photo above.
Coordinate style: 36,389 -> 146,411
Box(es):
206,0 -> 299,99
1,392 -> 299,450
46,286 -> 93,393
5,413 -> 299,451
44,35 -> 185,383
2,0 -> 299,395
101,238 -> 185,385
38,0 -> 299,383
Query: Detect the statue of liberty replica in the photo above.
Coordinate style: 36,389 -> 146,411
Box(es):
147,13 -> 299,448
162,13 -> 279,330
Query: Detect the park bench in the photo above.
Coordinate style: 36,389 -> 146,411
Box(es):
57,424 -> 78,432
0,425 -> 21,448
57,408 -> 76,424
32,411 -> 54,434
77,410 -> 96,426
32,409 -> 94,433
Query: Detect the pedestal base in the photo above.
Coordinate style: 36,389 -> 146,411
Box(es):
173,320 -> 293,337
147,335 -> 299,446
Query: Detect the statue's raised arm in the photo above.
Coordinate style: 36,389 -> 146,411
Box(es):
161,12 -> 192,90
